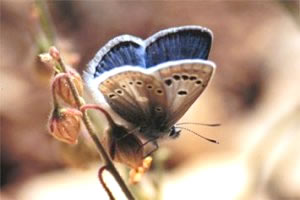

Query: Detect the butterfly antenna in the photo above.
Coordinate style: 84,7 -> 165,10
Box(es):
175,126 -> 219,144
176,122 -> 221,127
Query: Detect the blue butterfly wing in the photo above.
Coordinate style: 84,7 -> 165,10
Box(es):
84,26 -> 215,135
90,35 -> 146,78
88,26 -> 212,79
145,26 -> 212,67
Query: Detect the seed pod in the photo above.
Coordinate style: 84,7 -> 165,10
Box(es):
49,108 -> 82,144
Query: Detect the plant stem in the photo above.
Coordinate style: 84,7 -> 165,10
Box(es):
99,166 -> 115,200
34,1 -> 135,198
57,57 -> 135,200
35,0 -> 56,51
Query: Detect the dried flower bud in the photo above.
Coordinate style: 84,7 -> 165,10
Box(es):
49,107 -> 82,144
49,46 -> 60,61
39,53 -> 55,68
52,69 -> 83,107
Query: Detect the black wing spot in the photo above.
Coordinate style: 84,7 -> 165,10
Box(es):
155,88 -> 163,95
147,84 -> 153,90
177,90 -> 188,96
136,80 -> 143,86
182,74 -> 189,80
173,74 -> 181,81
108,93 -> 117,99
115,89 -> 124,95
190,75 -> 197,81
195,79 -> 203,85
164,79 -> 173,86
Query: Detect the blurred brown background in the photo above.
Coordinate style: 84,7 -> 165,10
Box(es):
1,1 -> 300,200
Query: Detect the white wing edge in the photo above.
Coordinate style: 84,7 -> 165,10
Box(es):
84,34 -> 144,78
144,25 -> 213,46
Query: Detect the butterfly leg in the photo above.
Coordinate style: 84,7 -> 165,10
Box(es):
141,139 -> 159,158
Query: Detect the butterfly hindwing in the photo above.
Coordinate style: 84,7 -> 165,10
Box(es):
98,69 -> 168,126
151,60 -> 215,127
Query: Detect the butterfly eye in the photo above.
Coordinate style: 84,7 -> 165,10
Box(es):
169,127 -> 181,139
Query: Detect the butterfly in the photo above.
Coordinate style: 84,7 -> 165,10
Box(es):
84,25 -> 216,153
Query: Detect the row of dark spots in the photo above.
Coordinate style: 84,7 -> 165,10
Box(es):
126,80 -> 163,95
108,89 -> 123,99
107,80 -> 163,99
127,80 -> 143,86
164,74 -> 203,87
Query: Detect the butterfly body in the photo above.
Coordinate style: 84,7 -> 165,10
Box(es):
84,26 -> 216,144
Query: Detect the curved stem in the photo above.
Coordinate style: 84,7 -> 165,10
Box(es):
57,57 -> 135,200
98,166 -> 115,200
80,104 -> 115,127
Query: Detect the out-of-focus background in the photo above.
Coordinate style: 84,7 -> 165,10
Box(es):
1,1 -> 300,200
